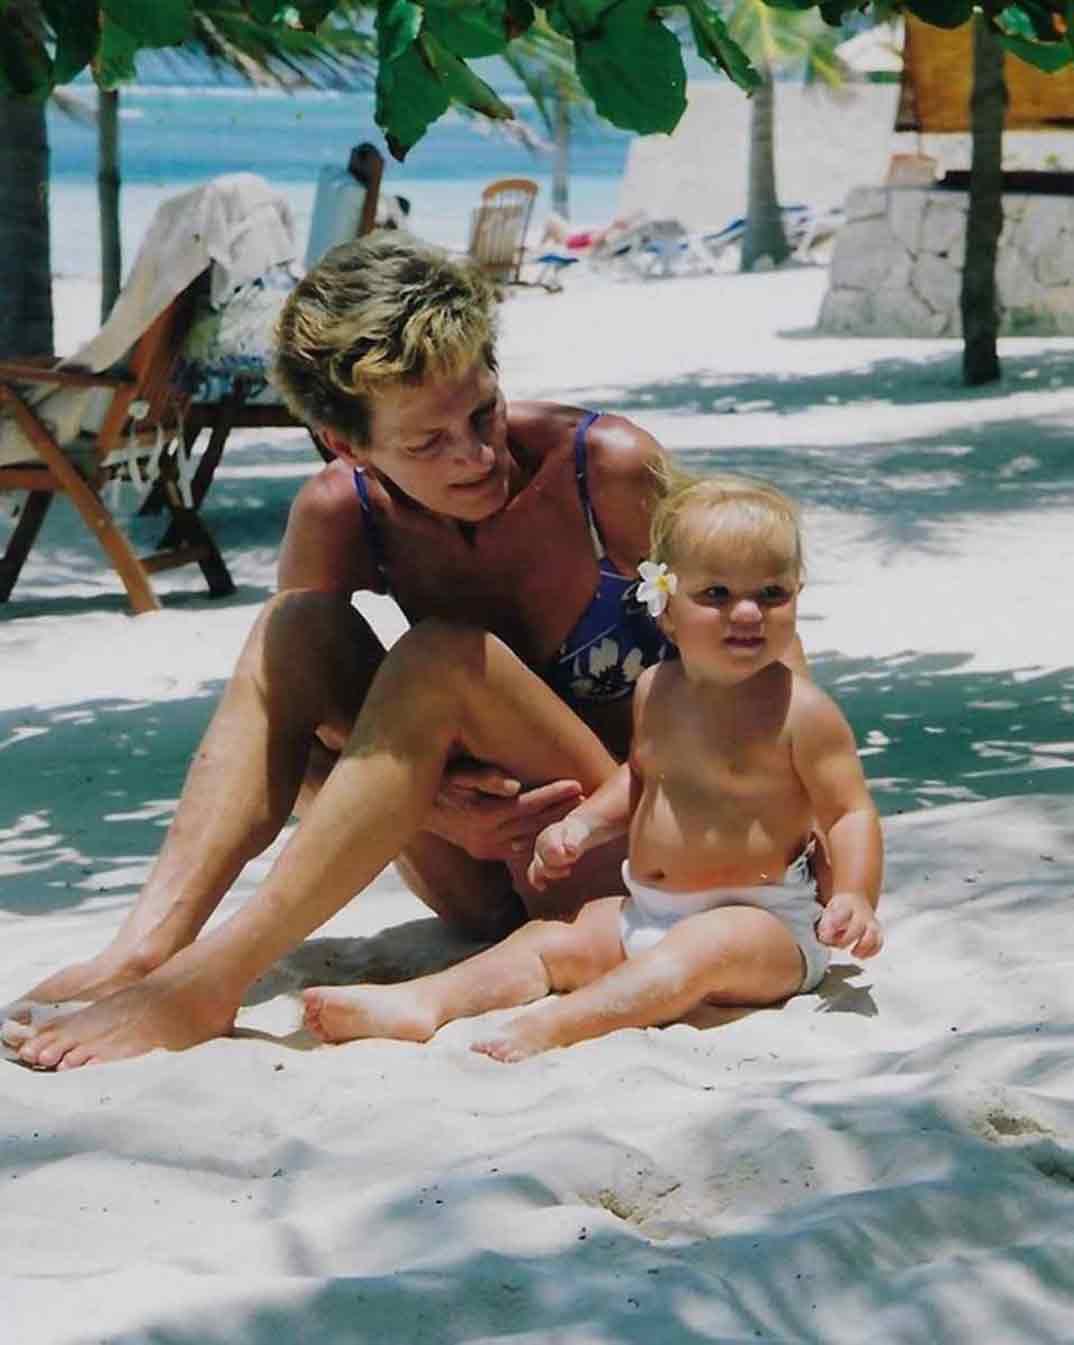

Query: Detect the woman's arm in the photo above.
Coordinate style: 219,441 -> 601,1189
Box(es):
582,414 -> 668,576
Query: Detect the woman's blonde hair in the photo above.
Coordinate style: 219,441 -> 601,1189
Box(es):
273,231 -> 500,446
649,471 -> 804,577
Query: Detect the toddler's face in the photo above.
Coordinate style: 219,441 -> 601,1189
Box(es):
660,542 -> 800,684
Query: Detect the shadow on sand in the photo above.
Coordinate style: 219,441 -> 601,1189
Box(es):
2,651 -> 1069,920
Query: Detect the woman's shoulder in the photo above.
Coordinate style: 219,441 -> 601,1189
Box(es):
278,459 -> 377,593
507,401 -> 663,479
288,459 -> 363,531
588,411 -> 666,479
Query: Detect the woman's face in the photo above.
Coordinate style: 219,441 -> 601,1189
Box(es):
353,361 -> 514,522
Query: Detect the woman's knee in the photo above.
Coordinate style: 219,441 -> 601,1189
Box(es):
388,620 -> 499,693
360,621 -> 507,741
256,591 -> 370,667
246,591 -> 385,720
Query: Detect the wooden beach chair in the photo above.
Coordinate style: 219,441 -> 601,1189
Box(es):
0,284 -> 234,614
0,172 -> 320,614
468,178 -> 539,286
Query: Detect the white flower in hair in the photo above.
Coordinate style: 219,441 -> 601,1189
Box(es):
636,560 -> 678,617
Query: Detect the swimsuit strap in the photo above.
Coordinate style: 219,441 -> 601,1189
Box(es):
353,467 -> 391,592
573,410 -> 607,557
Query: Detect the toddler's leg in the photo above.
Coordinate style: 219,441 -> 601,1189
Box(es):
473,903 -> 804,1062
302,896 -> 626,1044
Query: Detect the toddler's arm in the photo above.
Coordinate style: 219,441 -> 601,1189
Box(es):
527,761 -> 633,891
791,683 -> 885,959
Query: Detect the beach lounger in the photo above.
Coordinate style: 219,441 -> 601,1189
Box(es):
0,173 -> 310,613
700,204 -> 846,264
468,178 -> 539,287
587,217 -> 716,280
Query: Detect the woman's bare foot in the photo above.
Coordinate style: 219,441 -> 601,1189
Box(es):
12,963 -> 240,1071
2,1001 -> 80,1049
19,933 -> 174,1008
471,1006 -> 563,1063
302,984 -> 438,1045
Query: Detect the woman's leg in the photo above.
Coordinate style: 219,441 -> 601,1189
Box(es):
472,904 -> 805,1062
302,896 -> 627,1044
18,592 -> 382,1007
14,621 -> 620,1068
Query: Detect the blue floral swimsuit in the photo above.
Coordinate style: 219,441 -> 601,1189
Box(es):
352,410 -> 672,711
544,411 -> 672,706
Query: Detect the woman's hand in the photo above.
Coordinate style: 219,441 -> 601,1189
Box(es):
426,762 -> 583,863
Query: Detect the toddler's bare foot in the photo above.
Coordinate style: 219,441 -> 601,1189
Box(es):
471,1008 -> 562,1063
302,984 -> 438,1045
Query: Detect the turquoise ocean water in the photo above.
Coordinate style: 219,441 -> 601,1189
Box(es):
47,85 -> 634,280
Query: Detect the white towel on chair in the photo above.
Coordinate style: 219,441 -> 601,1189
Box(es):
76,172 -> 297,376
0,173 -> 297,468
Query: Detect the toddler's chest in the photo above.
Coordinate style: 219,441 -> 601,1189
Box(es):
638,716 -> 798,805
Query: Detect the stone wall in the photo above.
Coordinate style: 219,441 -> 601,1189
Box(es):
817,185 -> 1074,337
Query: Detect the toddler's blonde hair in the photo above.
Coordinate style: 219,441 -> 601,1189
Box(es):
650,471 -> 804,577
273,231 -> 499,446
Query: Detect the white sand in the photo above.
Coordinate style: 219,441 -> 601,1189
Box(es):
3,264 -> 1074,1343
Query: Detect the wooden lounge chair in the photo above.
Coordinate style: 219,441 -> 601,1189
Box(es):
0,284 -> 233,614
467,178 -> 539,286
0,172 -> 314,614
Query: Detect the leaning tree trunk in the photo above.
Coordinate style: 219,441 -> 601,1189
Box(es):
98,88 -> 122,323
741,71 -> 790,273
0,94 -> 53,357
551,86 -> 570,218
961,12 -> 1007,386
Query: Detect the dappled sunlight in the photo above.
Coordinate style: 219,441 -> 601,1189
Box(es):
20,1038 -> 1074,1344
812,650 -> 1074,814
0,687 -> 221,916
4,261 -> 1074,1341
576,343 -> 1074,421
667,415 -> 1074,560
0,430 -> 316,615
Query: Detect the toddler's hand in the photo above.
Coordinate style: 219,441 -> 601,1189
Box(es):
527,815 -> 593,891
816,892 -> 884,958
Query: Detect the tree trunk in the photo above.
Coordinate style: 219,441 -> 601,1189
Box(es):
552,88 -> 570,219
0,94 -> 53,356
741,72 -> 790,273
98,88 -> 122,323
961,13 -> 1006,386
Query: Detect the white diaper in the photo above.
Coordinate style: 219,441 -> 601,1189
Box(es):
618,848 -> 830,993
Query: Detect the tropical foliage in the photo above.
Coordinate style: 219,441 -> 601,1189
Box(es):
3,0 -> 1072,158
2,0 -> 1070,381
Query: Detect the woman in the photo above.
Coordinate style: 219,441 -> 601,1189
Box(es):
9,232 -> 683,1070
